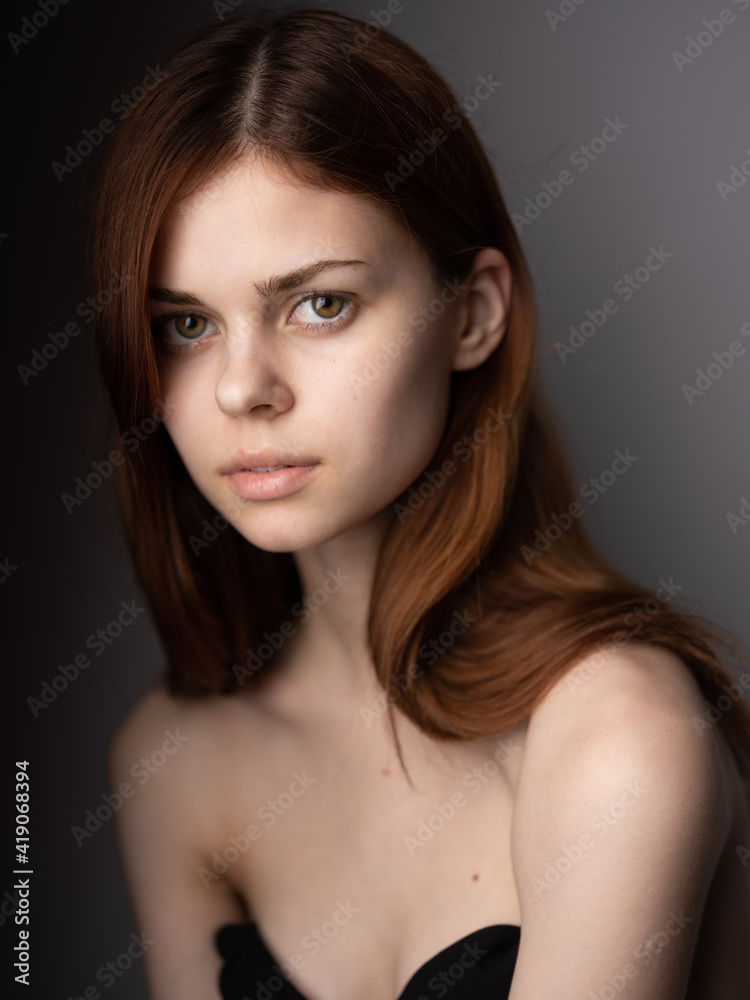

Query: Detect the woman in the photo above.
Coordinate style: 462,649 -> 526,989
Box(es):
94,8 -> 750,999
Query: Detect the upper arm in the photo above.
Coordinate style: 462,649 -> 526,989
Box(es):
108,683 -> 246,1000
508,643 -> 729,1000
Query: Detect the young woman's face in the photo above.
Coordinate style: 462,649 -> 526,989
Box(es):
148,154 -> 464,553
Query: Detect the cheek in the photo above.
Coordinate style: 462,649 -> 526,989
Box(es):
160,370 -> 217,475
342,340 -> 451,485
158,362 -> 192,426
164,419 -> 213,488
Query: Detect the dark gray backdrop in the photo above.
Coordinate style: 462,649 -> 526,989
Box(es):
3,0 -> 748,996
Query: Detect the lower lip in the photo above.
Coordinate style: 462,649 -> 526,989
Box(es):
227,464 -> 320,500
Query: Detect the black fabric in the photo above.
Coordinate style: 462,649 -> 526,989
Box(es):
216,920 -> 520,999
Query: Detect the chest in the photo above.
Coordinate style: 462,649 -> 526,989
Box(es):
210,715 -> 525,1000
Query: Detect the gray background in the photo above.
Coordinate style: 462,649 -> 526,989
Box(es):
3,0 -> 749,996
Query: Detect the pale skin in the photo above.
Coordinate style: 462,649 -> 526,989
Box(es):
109,153 -> 750,1000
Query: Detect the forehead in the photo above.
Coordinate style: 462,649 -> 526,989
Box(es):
149,153 -> 413,279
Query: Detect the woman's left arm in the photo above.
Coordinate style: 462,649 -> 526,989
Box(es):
508,643 -> 729,1000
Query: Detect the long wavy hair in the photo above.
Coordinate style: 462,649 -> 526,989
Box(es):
89,7 -> 750,786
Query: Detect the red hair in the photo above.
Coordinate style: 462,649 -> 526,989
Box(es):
88,7 -> 750,785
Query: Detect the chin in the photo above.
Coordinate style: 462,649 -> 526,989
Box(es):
232,504 -> 388,555
229,516 -> 347,555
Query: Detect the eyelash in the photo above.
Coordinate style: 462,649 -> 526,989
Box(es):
151,290 -> 355,354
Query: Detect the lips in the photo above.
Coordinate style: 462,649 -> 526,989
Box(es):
221,449 -> 319,476
225,463 -> 320,500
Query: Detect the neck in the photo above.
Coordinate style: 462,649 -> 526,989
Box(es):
272,509 -> 391,704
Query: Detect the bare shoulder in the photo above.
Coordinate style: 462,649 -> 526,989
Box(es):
109,678 -> 216,756
515,640 -> 733,831
108,679 -> 246,843
536,638 -> 714,724
521,640 -> 730,794
505,641 -> 738,998
108,681 -> 248,999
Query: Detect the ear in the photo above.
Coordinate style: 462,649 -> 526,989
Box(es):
451,248 -> 512,372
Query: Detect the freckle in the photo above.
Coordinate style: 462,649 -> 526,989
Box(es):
471,873 -> 479,881
381,766 -> 391,776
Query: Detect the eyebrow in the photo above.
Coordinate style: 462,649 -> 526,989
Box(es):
148,258 -> 372,306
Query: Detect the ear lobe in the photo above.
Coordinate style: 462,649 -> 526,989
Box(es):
452,249 -> 512,372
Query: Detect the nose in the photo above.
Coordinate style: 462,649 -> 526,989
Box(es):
214,318 -> 294,418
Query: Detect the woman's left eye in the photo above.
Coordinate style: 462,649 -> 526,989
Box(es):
291,292 -> 354,330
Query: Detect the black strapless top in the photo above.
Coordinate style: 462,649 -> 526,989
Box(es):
216,920 -> 520,999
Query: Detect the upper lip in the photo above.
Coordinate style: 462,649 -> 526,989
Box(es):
222,449 -> 320,474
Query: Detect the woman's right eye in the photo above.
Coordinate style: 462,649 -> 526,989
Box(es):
151,311 -> 217,352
